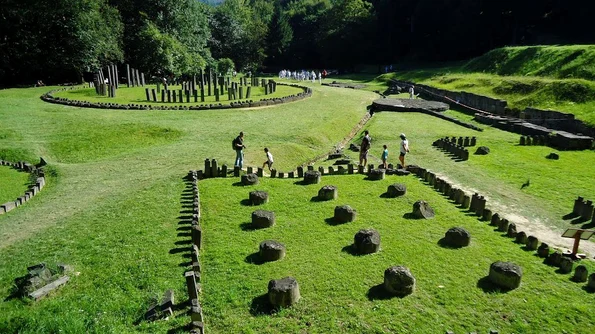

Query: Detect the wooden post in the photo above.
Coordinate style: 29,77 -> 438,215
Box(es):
126,64 -> 131,87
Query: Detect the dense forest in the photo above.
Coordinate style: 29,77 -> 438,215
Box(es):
1,0 -> 594,86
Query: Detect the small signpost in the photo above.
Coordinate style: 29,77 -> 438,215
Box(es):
561,228 -> 595,259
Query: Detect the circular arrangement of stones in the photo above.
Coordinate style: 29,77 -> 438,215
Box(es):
251,210 -> 275,228
259,240 -> 286,262
488,261 -> 522,290
412,200 -> 435,219
249,190 -> 268,205
318,185 -> 337,201
268,276 -> 301,308
386,183 -> 406,197
353,229 -> 380,254
241,173 -> 259,186
383,266 -> 416,296
303,170 -> 321,184
443,227 -> 471,248
41,83 -> 312,110
334,205 -> 356,224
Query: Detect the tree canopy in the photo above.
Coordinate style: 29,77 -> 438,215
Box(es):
2,0 -> 595,86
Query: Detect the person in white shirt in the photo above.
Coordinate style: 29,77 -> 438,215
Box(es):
399,133 -> 410,168
262,147 -> 274,171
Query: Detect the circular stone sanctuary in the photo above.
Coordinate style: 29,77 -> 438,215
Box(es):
372,98 -> 449,113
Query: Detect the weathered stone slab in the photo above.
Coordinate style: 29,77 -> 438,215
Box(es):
384,266 -> 415,296
354,229 -> 380,254
252,210 -> 275,228
303,170 -> 321,184
268,277 -> 300,307
412,200 -> 435,219
241,173 -> 259,186
259,240 -> 286,262
443,227 -> 471,247
387,183 -> 406,197
318,185 -> 338,201
488,261 -> 522,290
334,205 -> 356,224
28,276 -> 70,301
249,191 -> 269,205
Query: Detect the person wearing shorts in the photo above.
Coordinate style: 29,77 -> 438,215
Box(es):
399,133 -> 409,168
262,147 -> 274,171
359,130 -> 371,167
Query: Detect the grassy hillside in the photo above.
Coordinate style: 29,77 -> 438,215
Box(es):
0,81 -> 594,332
463,45 -> 595,80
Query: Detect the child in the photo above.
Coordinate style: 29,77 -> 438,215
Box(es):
262,148 -> 274,171
381,145 -> 388,169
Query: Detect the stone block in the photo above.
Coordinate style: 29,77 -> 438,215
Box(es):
268,277 -> 300,308
252,210 -> 275,228
489,261 -> 522,290
259,240 -> 286,262
387,184 -> 406,197
354,229 -> 380,254
318,185 -> 337,201
443,227 -> 471,247
384,266 -> 415,296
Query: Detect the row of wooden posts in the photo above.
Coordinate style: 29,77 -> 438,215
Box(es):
144,80 -> 277,103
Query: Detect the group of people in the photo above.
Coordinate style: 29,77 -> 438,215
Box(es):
232,132 -> 274,172
278,69 -> 326,83
359,130 -> 410,169
232,129 -> 410,175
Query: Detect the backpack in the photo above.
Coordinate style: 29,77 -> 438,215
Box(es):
232,137 -> 237,150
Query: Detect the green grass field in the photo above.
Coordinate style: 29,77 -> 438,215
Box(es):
0,167 -> 30,204
0,73 -> 594,333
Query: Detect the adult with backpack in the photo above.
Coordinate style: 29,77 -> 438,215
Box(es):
233,131 -> 246,168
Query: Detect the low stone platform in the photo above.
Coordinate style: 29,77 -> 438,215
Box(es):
372,98 -> 449,113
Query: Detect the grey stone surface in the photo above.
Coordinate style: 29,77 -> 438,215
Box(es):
559,257 -> 573,274
515,231 -> 528,244
443,227 -> 471,247
259,240 -> 286,262
241,173 -> 259,186
303,170 -> 321,184
252,210 -> 275,228
526,236 -> 539,250
268,277 -> 300,307
368,169 -> 385,180
475,146 -> 490,155
572,265 -> 588,282
318,185 -> 338,201
412,200 -> 435,219
537,243 -> 550,258
489,261 -> 522,290
334,205 -> 356,224
249,191 -> 269,205
387,183 -> 407,197
383,266 -> 416,296
354,229 -> 380,254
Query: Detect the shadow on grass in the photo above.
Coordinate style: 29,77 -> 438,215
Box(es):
325,217 -> 346,226
341,245 -> 366,256
437,238 -> 465,249
520,245 -> 535,252
379,192 -> 392,198
240,222 -> 265,231
177,215 -> 192,220
179,209 -> 193,214
367,284 -> 399,300
232,181 -> 245,187
174,239 -> 191,244
169,247 -> 188,255
240,199 -> 253,206
477,276 -> 512,293
310,196 -> 328,202
177,232 -> 191,237
176,226 -> 191,231
293,180 -> 311,186
244,252 -> 264,265
581,221 -> 595,229
581,286 -> 595,294
562,212 -> 579,220
249,294 -> 276,316
571,217 -> 590,225
402,213 -> 421,220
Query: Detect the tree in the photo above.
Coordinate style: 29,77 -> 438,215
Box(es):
0,0 -> 123,85
265,2 -> 293,68
217,58 -> 235,75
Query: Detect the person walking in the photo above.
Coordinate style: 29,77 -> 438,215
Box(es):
381,145 -> 389,169
409,85 -> 415,99
399,133 -> 410,168
359,130 -> 371,167
262,147 -> 274,171
233,131 -> 246,168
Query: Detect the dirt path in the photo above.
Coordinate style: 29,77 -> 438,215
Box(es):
437,174 -> 595,257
